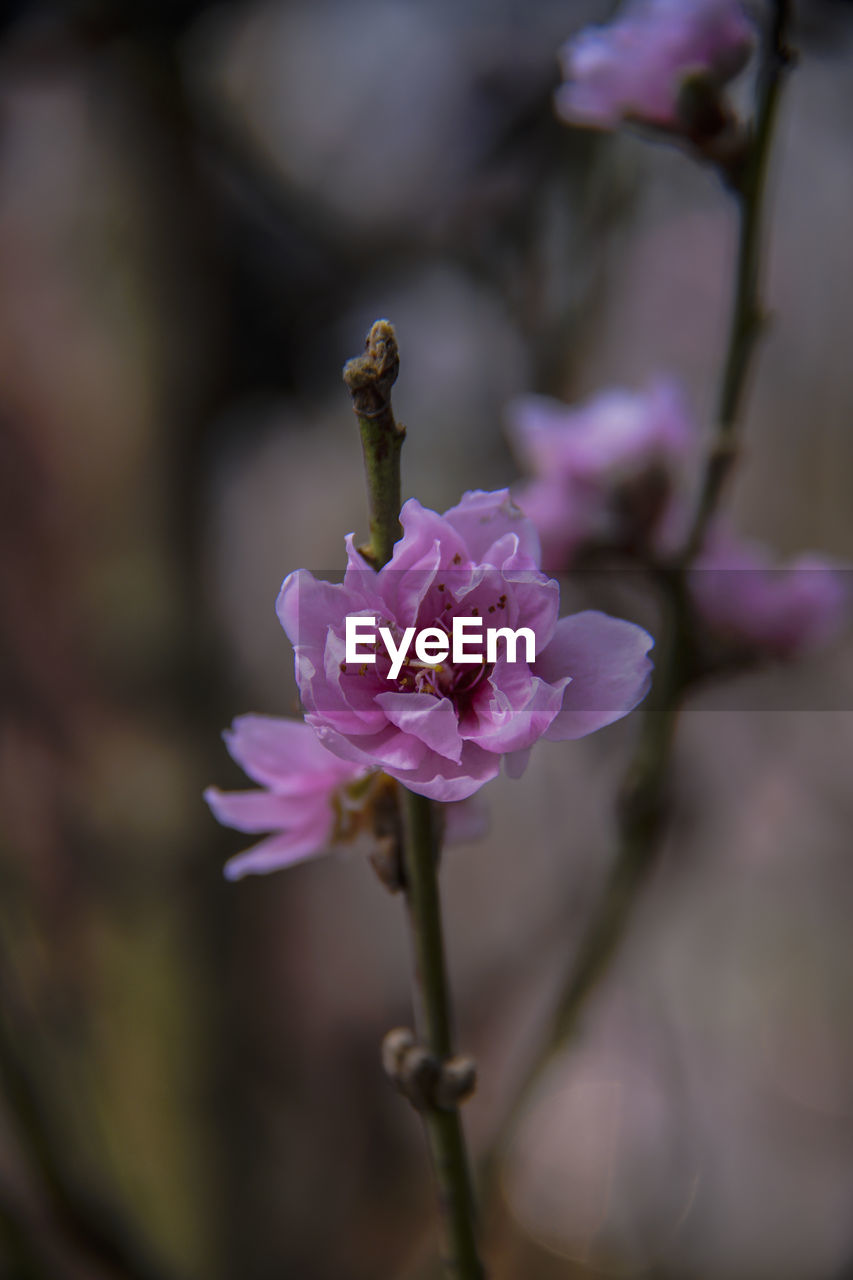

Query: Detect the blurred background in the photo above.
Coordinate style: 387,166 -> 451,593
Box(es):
3,1 -> 853,1277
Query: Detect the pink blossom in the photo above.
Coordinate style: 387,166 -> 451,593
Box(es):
206,715 -> 492,878
507,379 -> 695,569
277,489 -> 653,801
555,0 -> 755,132
204,715 -> 369,879
689,533 -> 849,658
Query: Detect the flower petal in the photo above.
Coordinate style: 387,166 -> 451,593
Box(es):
376,691 -> 463,763
277,568 -> 348,652
204,785 -> 326,833
308,718 -> 429,773
443,488 -> 541,568
460,659 -> 566,753
537,611 -> 654,740
389,739 -> 501,802
222,715 -> 361,792
223,822 -> 333,880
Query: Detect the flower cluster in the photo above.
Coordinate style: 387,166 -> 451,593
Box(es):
555,0 -> 755,135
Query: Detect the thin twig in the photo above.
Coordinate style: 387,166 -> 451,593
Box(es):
398,791 -> 484,1280
482,0 -> 792,1204
685,0 -> 792,557
344,322 -> 484,1280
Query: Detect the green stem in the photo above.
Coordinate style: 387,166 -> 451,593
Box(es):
685,0 -> 791,558
344,322 -> 484,1280
343,319 -> 405,568
399,791 -> 484,1280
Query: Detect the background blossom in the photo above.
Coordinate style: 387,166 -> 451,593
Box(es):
555,0 -> 755,132
508,379 -> 695,567
690,534 -> 849,658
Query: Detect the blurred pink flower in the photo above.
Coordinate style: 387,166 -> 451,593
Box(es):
555,0 -> 754,132
205,715 -> 370,879
690,533 -> 849,658
508,379 -> 695,568
508,476 -> 595,575
278,489 -> 654,801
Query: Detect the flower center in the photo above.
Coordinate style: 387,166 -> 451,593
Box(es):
390,600 -> 503,700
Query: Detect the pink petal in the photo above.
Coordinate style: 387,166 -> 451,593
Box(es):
394,499 -> 468,571
460,660 -> 566,753
390,739 -> 501,802
277,568 -> 348,652
537,611 -> 654,740
443,489 -> 541,568
309,718 -> 429,773
375,691 -> 464,763
204,786 -> 327,833
222,715 -> 360,792
223,823 -> 332,880
345,528 -> 442,623
321,627 -> 391,730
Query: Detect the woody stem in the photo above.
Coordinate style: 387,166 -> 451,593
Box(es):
345,321 -> 485,1280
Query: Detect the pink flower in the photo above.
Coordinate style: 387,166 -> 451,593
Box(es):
204,715 -> 370,879
205,715 -> 491,878
507,379 -> 695,569
689,533 -> 849,658
555,0 -> 754,132
277,489 -> 654,801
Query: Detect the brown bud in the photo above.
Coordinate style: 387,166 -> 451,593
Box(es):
381,1030 -> 477,1112
343,320 -> 401,421
435,1055 -> 478,1109
381,1027 -> 416,1080
397,1046 -> 441,1111
380,1029 -> 442,1111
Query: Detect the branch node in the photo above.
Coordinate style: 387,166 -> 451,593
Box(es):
381,1030 -> 477,1112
